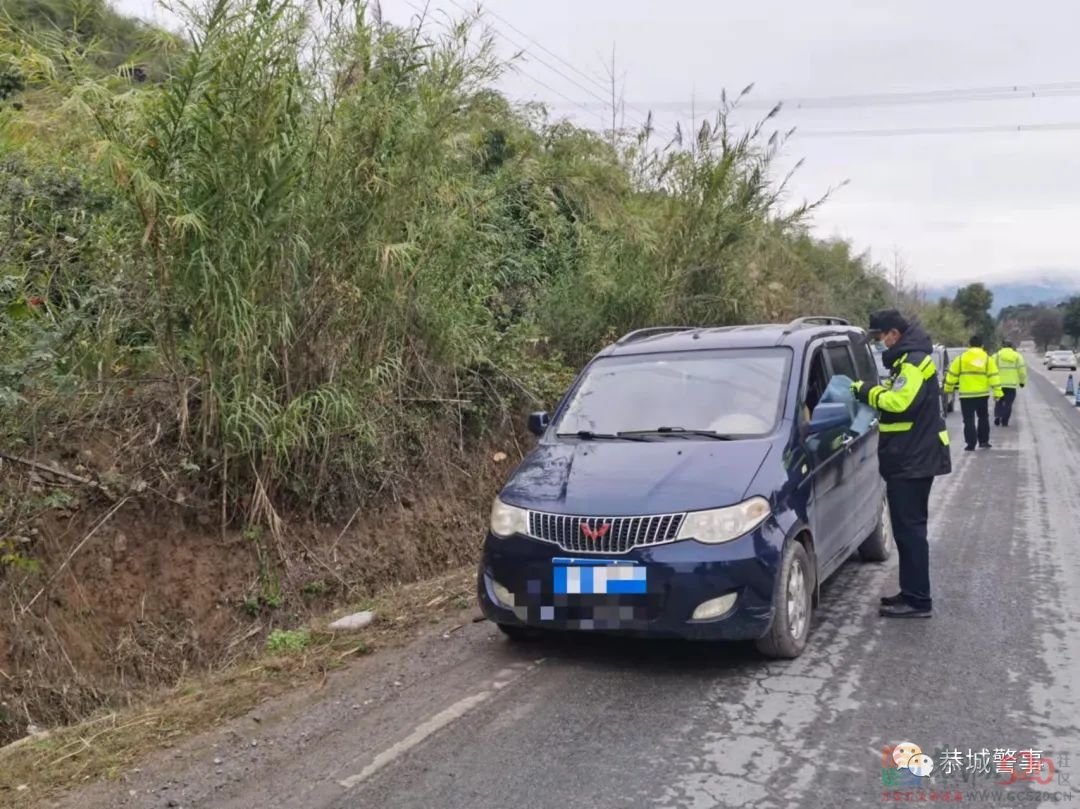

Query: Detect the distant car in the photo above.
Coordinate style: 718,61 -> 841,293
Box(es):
872,345 -> 889,382
931,345 -> 955,415
1044,351 -> 1053,366
1046,350 -> 1078,371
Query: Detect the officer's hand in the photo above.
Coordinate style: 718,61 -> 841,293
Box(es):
850,380 -> 864,394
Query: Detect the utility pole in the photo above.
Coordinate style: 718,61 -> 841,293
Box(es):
891,247 -> 907,308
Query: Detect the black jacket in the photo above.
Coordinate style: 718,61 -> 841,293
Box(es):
856,326 -> 952,480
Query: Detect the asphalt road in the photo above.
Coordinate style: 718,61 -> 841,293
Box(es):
64,353 -> 1080,809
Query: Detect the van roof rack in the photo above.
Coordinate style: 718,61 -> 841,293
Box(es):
785,316 -> 851,329
615,326 -> 697,345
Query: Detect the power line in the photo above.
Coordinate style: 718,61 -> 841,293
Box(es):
441,0 -> 665,137
791,121 -> 1080,138
569,80 -> 1080,112
453,0 -> 611,98
399,0 -> 673,142
434,1 -> 617,108
510,68 -> 608,128
398,0 -> 605,126
451,0 -> 661,130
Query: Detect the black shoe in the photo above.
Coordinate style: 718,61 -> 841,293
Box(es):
880,592 -> 905,606
994,417 -> 1001,425
879,603 -> 932,619
979,443 -> 992,449
965,445 -> 976,451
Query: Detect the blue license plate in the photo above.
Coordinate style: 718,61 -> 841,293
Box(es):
552,557 -> 647,595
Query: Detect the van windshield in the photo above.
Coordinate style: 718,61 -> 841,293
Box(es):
553,348 -> 792,439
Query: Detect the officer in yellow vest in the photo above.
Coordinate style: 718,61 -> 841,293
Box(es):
992,340 -> 1027,427
943,335 -> 1003,451
853,310 -> 952,619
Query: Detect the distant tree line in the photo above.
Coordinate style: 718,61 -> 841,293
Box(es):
900,282 -> 996,349
999,297 -> 1080,351
904,279 -> 1080,352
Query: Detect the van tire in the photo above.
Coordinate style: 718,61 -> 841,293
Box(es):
756,540 -> 813,659
859,496 -> 894,563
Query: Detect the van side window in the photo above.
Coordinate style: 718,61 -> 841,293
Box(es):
826,344 -> 858,381
851,336 -> 881,387
804,348 -> 830,415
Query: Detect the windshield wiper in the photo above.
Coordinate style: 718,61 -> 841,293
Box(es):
556,430 -> 653,442
622,427 -> 736,440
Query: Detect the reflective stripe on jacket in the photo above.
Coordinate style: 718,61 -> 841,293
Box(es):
854,327 -> 952,480
993,347 -> 1027,388
944,348 -> 1003,399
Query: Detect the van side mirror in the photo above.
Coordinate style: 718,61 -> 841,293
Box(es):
808,402 -> 853,435
527,411 -> 550,437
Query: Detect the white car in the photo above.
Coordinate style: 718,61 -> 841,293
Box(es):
932,345 -> 955,414
1046,350 -> 1078,371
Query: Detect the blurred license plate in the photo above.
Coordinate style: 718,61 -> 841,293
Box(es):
552,558 -> 647,595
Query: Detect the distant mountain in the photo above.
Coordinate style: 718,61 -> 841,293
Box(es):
923,277 -> 1080,315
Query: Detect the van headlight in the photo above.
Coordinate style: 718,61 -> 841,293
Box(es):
676,497 -> 771,544
490,498 -> 529,538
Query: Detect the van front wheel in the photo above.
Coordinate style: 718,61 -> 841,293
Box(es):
756,540 -> 813,659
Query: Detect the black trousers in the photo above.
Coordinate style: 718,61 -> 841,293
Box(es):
886,476 -> 934,610
995,387 -> 1017,425
960,396 -> 990,448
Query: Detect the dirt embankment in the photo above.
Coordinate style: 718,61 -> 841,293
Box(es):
0,414 -> 526,749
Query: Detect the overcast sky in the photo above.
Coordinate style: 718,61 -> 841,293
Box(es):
111,0 -> 1080,289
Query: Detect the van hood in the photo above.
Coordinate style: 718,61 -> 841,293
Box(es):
499,439 -> 774,516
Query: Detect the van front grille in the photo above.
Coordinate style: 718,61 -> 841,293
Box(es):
526,511 -> 685,554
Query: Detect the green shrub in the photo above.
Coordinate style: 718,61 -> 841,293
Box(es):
264,628 -> 310,655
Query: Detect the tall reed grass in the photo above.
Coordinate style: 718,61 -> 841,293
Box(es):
2,0 -> 891,522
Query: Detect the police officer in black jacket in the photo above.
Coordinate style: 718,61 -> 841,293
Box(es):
852,310 -> 952,618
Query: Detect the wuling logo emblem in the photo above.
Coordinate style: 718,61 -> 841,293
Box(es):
580,522 -> 611,543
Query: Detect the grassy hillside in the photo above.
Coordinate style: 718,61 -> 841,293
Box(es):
0,0 -> 893,749
1,0 -> 891,522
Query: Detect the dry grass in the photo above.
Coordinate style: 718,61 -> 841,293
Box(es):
0,566 -> 477,808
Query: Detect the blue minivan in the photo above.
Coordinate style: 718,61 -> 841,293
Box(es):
477,317 -> 891,658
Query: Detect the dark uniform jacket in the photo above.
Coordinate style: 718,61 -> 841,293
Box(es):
854,325 -> 952,480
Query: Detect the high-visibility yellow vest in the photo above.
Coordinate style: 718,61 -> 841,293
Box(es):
992,347 -> 1027,388
944,348 -> 1003,399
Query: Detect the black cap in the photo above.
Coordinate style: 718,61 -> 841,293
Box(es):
867,309 -> 909,335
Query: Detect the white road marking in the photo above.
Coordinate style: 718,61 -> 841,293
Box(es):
338,659 -> 544,790
339,691 -> 493,788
